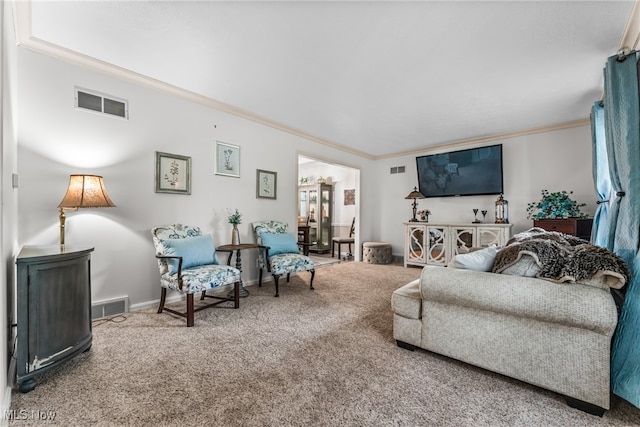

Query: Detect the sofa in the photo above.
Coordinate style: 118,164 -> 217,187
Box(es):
392,230 -> 628,415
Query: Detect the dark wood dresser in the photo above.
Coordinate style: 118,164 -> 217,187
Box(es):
15,245 -> 94,392
533,218 -> 593,240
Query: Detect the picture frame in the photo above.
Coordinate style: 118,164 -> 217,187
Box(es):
155,151 -> 191,194
215,141 -> 240,177
256,169 -> 277,200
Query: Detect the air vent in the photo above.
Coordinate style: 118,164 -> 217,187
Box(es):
75,87 -> 128,119
91,297 -> 129,320
390,166 -> 406,174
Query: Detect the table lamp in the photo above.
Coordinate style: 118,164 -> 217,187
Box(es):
404,186 -> 425,222
58,174 -> 116,246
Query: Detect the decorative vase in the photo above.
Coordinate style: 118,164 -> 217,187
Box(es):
231,224 -> 240,245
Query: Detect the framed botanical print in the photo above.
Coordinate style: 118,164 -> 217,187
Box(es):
155,151 -> 191,194
256,169 -> 277,199
215,141 -> 240,177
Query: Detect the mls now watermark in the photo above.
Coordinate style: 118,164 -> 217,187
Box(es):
4,409 -> 57,421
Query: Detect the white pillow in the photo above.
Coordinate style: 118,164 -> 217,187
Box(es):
447,246 -> 499,271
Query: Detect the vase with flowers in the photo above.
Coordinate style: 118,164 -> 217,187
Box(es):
417,209 -> 431,222
227,208 -> 242,245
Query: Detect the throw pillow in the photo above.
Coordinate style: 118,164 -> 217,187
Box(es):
260,232 -> 300,256
447,245 -> 499,271
162,234 -> 219,275
499,254 -> 541,277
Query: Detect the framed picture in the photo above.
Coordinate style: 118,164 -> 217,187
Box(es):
256,169 -> 277,199
344,189 -> 355,205
215,141 -> 240,177
155,151 -> 191,194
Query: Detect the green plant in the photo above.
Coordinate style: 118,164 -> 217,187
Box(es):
526,190 -> 588,219
227,208 -> 242,225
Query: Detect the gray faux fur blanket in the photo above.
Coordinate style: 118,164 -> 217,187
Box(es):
492,228 -> 629,289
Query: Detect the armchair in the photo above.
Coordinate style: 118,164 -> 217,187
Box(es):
151,224 -> 240,326
252,220 -> 315,297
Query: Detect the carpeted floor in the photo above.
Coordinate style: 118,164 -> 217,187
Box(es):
8,262 -> 640,426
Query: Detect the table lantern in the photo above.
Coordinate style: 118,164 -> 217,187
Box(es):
495,194 -> 509,224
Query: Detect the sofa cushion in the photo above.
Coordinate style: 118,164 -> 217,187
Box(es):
419,266 -> 618,335
391,279 -> 421,320
448,246 -> 498,271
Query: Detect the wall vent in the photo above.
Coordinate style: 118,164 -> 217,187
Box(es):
91,297 -> 129,320
75,87 -> 128,119
390,166 -> 406,174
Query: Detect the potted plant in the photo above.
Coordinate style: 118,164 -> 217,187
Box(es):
526,190 -> 588,219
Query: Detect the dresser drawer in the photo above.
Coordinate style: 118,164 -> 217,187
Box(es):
534,219 -> 575,234
533,218 -> 593,240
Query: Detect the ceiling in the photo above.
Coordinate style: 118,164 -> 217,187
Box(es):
16,1 -> 640,159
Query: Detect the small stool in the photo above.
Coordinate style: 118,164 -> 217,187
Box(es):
362,242 -> 393,264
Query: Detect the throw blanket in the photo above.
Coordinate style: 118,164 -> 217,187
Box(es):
492,228 -> 629,289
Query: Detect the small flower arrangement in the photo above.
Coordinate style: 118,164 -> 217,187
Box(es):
526,190 -> 588,219
227,208 -> 242,225
417,209 -> 431,221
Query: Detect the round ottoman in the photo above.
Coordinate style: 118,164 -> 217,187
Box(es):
362,242 -> 393,264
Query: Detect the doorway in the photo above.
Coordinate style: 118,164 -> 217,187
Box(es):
297,154 -> 360,261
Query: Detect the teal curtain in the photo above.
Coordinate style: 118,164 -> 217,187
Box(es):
605,51 -> 640,408
590,101 -> 611,247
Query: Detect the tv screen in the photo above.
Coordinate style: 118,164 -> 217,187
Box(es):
416,144 -> 503,198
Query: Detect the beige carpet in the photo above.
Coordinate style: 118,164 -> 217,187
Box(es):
8,262 -> 640,426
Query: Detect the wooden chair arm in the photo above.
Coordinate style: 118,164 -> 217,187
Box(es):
156,255 -> 184,290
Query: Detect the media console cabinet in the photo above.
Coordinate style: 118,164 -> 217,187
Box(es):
15,245 -> 94,392
404,222 -> 513,267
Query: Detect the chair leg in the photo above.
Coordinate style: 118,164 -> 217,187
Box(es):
157,288 -> 167,313
309,269 -> 315,290
233,281 -> 240,308
259,268 -> 263,287
273,275 -> 280,297
287,273 -> 291,282
200,290 -> 207,300
186,293 -> 195,327
332,241 -> 335,258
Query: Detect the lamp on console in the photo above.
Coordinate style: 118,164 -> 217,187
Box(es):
57,174 -> 116,246
404,186 -> 425,222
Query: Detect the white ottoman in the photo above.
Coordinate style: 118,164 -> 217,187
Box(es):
362,241 -> 393,264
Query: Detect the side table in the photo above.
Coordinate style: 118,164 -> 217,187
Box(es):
217,243 -> 258,298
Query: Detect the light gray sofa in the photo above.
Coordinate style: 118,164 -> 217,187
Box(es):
392,265 -> 619,415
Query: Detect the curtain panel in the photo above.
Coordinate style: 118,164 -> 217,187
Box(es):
605,51 -> 640,409
590,101 -> 611,248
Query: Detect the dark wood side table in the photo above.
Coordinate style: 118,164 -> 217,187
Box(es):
16,245 -> 94,392
217,243 -> 258,298
533,218 -> 594,241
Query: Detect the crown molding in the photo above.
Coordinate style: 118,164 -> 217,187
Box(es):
374,118 -> 591,160
9,1 -> 620,162
619,0 -> 640,51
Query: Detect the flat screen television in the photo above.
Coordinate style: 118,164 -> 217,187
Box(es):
416,144 -> 503,198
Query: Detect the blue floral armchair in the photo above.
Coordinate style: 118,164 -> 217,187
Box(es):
252,220 -> 315,297
151,224 -> 240,326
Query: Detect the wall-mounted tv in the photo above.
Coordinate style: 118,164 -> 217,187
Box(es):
416,144 -> 503,198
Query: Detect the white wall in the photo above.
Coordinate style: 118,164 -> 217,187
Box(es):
16,49 -> 377,309
375,125 -> 595,257
2,0 -> 19,419
15,46 -> 596,306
